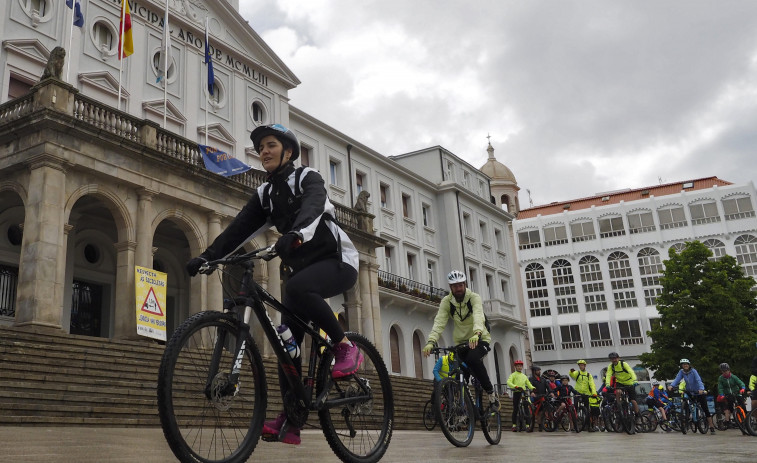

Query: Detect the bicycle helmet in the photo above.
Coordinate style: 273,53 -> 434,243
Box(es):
250,123 -> 300,160
577,359 -> 587,365
560,375 -> 570,381
531,365 -> 542,372
679,358 -> 690,365
447,270 -> 467,284
514,360 -> 524,365
608,352 -> 619,359
720,362 -> 730,371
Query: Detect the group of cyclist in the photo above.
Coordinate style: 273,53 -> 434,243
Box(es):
499,353 -> 757,435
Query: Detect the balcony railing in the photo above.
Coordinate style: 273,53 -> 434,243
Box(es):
482,299 -> 518,320
377,270 -> 446,302
0,81 -> 374,238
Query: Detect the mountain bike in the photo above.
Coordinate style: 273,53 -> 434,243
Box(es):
431,345 -> 501,446
511,388 -> 533,432
715,392 -> 750,434
641,402 -> 672,432
674,391 -> 708,434
606,386 -> 637,434
156,246 -> 394,463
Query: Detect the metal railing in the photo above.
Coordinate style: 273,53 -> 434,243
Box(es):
0,265 -> 18,318
377,270 -> 446,302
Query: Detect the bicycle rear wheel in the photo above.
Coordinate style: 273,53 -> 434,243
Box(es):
316,332 -> 394,463
434,377 -> 475,447
714,407 -> 728,431
423,400 -> 436,431
746,408 -> 757,436
157,310 -> 266,463
641,410 -> 658,432
480,400 -> 501,445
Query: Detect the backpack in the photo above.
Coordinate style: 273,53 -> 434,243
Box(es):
448,299 -> 491,333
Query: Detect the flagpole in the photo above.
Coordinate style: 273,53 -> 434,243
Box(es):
66,4 -> 74,82
118,0 -> 126,111
162,0 -> 169,129
204,16 -> 209,147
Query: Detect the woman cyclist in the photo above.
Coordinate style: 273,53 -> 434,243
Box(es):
669,358 -> 716,434
185,124 -> 361,445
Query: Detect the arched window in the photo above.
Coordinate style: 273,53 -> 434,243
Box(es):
525,263 -> 550,317
703,238 -> 726,261
552,259 -> 577,314
734,235 -> 757,277
669,242 -> 686,254
607,252 -> 638,308
389,326 -> 401,374
412,331 -> 424,379
637,248 -> 663,306
501,194 -> 511,212
579,255 -> 607,311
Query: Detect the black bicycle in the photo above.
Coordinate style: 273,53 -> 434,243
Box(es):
157,246 -> 394,463
511,388 -> 533,432
431,345 -> 501,446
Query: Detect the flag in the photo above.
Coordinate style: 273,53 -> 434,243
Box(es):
118,0 -> 134,59
205,18 -> 214,96
156,5 -> 171,83
66,0 -> 84,28
199,145 -> 252,177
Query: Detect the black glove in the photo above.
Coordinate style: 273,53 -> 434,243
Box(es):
186,256 -> 207,277
275,232 -> 303,260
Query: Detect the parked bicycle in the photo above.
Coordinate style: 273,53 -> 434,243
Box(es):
431,345 -> 501,446
157,246 -> 394,463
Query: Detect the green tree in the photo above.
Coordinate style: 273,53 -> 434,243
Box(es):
640,241 -> 757,390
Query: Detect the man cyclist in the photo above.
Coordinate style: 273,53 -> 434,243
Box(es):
569,360 -> 597,431
506,360 -> 534,431
604,352 -> 640,415
423,270 -> 499,410
669,358 -> 716,434
528,366 -> 549,432
717,362 -> 746,427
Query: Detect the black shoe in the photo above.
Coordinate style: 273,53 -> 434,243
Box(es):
710,428 -> 716,435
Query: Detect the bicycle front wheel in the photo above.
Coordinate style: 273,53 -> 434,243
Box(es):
423,400 -> 436,431
316,332 -> 394,463
157,310 -> 267,463
480,398 -> 501,445
434,377 -> 475,447
517,402 -> 533,431
746,407 -> 757,436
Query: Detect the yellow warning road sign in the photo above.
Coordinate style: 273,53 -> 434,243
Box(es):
135,266 -> 167,341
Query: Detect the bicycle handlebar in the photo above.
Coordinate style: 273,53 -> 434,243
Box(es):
198,245 -> 278,275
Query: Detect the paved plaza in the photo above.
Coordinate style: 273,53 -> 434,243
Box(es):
1,427 -> 755,463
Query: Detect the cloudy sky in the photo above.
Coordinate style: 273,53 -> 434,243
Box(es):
238,0 -> 757,208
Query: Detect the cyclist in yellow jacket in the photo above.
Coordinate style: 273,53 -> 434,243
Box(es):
506,360 -> 534,432
570,359 -> 598,431
605,352 -> 639,414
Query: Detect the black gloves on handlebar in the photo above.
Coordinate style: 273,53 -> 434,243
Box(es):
186,256 -> 208,277
275,232 -> 303,260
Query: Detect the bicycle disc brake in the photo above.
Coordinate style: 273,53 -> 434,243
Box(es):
208,372 -> 237,411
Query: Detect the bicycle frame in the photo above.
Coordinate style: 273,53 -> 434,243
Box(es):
204,249 -> 363,414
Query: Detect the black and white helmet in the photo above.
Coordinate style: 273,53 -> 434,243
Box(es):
447,270 -> 467,284
720,362 -> 730,371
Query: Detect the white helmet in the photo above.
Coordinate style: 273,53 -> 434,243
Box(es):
447,270 -> 467,284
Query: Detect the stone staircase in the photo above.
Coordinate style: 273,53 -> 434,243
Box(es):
0,325 -> 468,429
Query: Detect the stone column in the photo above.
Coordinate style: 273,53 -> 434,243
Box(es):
113,240 -> 137,339
14,158 -> 67,331
206,212 -> 223,310
367,262 -> 383,349
135,188 -> 157,268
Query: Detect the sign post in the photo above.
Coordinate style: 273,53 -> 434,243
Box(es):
135,266 -> 167,341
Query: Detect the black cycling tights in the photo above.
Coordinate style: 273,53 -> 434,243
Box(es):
460,342 -> 494,394
277,258 -> 358,398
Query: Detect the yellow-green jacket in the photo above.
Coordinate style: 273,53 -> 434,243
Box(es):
507,371 -> 534,391
427,289 -> 491,346
570,369 -> 598,396
604,360 -> 637,387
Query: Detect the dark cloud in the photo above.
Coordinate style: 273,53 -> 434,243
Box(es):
240,0 -> 757,206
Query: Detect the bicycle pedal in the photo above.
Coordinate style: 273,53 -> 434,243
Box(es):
261,433 -> 279,443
